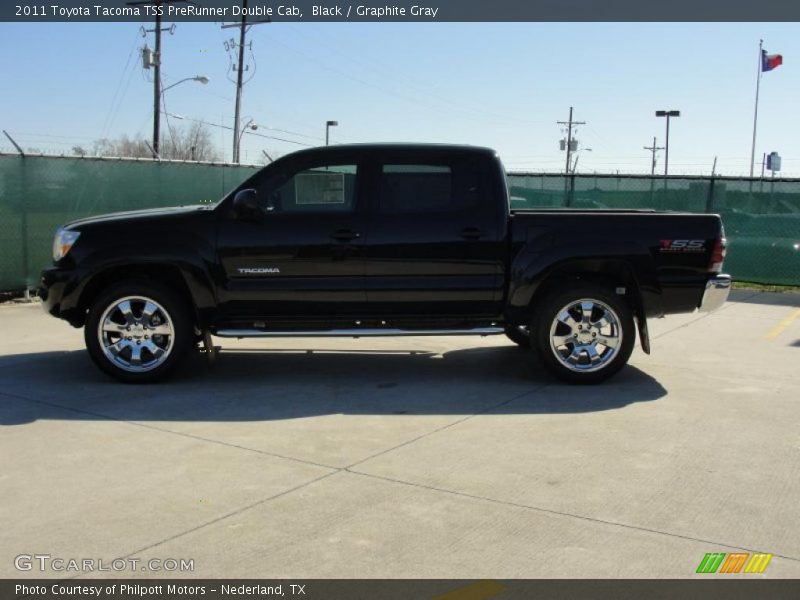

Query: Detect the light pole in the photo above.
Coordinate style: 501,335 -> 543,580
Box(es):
235,118 -> 259,163
153,75 -> 208,154
571,148 -> 592,173
655,110 -> 680,176
158,76 -> 208,157
325,120 -> 338,146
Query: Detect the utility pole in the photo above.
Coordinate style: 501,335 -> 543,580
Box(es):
644,137 -> 665,175
557,107 -> 585,174
232,0 -> 247,163
130,0 -> 183,157
224,0 -> 269,163
153,1 -> 162,155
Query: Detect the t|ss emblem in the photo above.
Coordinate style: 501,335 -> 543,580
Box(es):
237,267 -> 281,274
659,239 -> 705,252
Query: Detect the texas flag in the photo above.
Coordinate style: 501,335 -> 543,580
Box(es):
762,49 -> 783,72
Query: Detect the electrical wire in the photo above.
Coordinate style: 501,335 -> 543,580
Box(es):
101,29 -> 142,139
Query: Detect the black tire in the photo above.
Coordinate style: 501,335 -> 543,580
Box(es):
84,280 -> 193,383
532,285 -> 635,384
504,324 -> 531,348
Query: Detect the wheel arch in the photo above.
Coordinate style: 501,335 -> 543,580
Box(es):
75,262 -> 210,328
510,257 -> 651,354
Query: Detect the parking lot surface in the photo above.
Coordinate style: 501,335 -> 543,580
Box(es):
1,289 -> 799,578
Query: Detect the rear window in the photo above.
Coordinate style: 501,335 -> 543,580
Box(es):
378,162 -> 481,213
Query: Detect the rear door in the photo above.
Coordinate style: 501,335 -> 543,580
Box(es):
364,151 -> 505,317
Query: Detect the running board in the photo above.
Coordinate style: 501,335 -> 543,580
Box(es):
214,327 -> 504,339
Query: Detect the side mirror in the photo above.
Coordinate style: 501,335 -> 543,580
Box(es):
232,188 -> 261,219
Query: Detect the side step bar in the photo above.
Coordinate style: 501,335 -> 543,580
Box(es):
214,327 -> 504,339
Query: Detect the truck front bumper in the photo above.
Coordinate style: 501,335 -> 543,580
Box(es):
39,266 -> 85,326
698,275 -> 732,312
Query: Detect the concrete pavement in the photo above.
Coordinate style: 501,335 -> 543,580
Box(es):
1,289 -> 799,578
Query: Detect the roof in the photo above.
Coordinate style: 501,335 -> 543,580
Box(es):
283,143 -> 498,159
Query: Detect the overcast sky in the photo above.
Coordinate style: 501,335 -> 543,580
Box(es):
1,21 -> 797,175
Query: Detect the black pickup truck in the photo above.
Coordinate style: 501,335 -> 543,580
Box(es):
40,144 -> 730,384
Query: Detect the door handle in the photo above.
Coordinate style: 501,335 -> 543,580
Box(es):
330,229 -> 360,242
460,227 -> 482,240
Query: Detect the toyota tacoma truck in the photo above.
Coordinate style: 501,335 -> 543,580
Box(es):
40,144 -> 731,384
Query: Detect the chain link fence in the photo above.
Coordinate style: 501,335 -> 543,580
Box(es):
1,154 -> 798,292
0,154 -> 257,291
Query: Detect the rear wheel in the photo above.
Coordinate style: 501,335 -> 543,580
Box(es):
532,285 -> 635,384
85,281 -> 192,383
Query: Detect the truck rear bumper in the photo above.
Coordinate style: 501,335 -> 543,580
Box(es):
699,275 -> 731,312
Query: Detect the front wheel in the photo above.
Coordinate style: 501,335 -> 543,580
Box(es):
84,281 -> 192,383
532,286 -> 635,384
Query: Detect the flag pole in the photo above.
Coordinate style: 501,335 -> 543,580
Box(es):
749,39 -> 763,177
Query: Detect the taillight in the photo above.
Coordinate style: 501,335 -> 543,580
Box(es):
709,236 -> 727,273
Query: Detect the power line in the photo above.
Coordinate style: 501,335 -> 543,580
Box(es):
163,113 -> 315,147
101,29 -> 140,139
282,23 -> 546,126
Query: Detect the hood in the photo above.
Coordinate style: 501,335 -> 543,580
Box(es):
65,205 -> 210,229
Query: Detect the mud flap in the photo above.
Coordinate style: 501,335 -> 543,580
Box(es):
200,330 -> 219,365
636,313 -> 651,354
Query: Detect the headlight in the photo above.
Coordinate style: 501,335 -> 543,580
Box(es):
52,228 -> 81,261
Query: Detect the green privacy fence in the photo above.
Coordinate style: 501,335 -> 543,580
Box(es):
1,154 -> 799,291
0,154 -> 257,291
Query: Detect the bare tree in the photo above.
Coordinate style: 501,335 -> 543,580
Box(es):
93,123 -> 221,161
161,122 -> 221,161
92,135 -> 151,158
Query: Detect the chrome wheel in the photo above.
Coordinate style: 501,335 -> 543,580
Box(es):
548,298 -> 623,373
97,296 -> 175,373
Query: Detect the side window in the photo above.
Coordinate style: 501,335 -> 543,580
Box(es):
378,162 -> 481,213
262,164 -> 357,213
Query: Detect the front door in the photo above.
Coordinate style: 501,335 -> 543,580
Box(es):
216,159 -> 367,320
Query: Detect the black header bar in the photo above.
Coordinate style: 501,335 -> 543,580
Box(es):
5,0 -> 800,22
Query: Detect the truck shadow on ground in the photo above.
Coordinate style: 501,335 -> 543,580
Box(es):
728,289 -> 800,308
0,345 -> 667,425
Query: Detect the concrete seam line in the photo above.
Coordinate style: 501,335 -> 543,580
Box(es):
0,390 -> 340,471
57,470 -> 343,581
344,469 -> 800,564
344,384 -> 551,470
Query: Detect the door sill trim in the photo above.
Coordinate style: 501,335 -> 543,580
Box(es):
214,327 -> 504,338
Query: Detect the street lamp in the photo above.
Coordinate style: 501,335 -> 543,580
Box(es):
325,120 -> 338,146
572,148 -> 592,173
655,110 -> 680,176
154,75 -> 209,156
235,118 -> 259,163
161,75 -> 209,94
